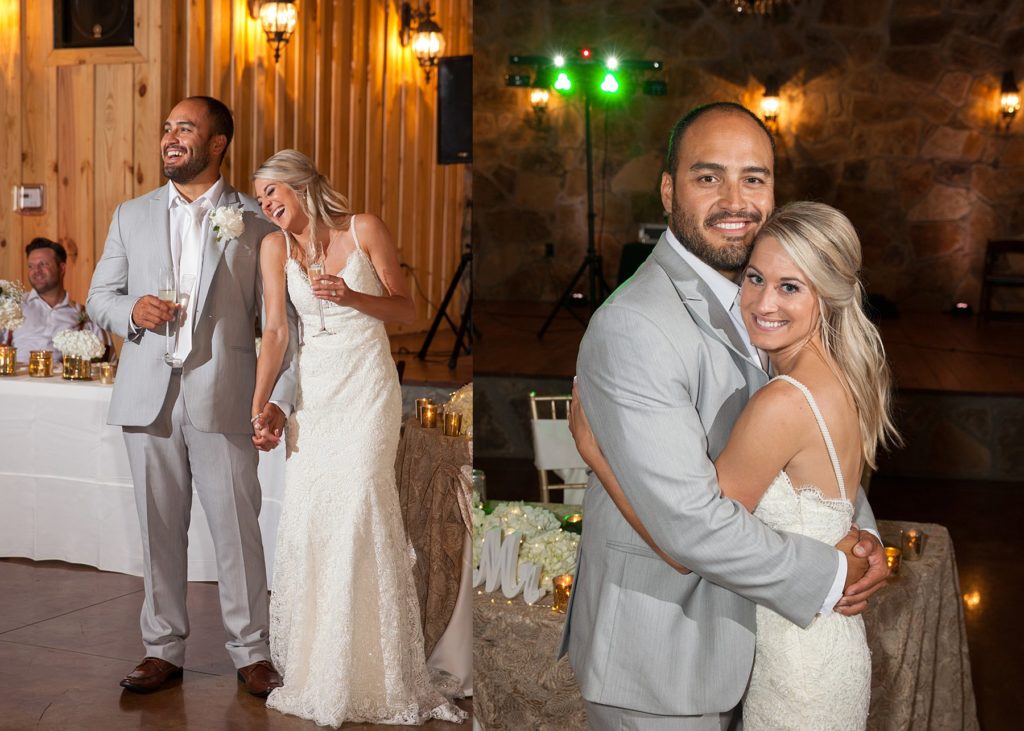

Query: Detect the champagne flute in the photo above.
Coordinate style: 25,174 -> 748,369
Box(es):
163,273 -> 195,366
306,246 -> 332,337
158,267 -> 176,362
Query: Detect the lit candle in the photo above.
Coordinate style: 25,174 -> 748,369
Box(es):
415,397 -> 433,421
901,529 -> 925,561
561,513 -> 583,534
553,574 -> 573,613
420,403 -> 439,428
443,410 -> 462,436
884,546 -> 902,576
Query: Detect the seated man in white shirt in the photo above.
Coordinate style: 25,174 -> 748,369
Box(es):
10,238 -> 112,363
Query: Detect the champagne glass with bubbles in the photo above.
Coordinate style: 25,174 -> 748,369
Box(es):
158,267 -> 176,362
306,241 -> 332,337
163,272 -> 195,366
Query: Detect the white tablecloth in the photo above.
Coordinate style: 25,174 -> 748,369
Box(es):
0,373 -> 285,585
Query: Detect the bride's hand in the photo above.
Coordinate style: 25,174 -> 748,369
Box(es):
311,273 -> 357,307
568,382 -> 604,468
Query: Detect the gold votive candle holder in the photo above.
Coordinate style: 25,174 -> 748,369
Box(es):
420,403 -> 439,428
99,362 -> 116,384
553,574 -> 573,613
884,546 -> 902,576
443,410 -> 462,436
901,529 -> 926,561
61,355 -> 92,381
415,397 -> 433,422
0,345 -> 16,376
28,350 -> 53,377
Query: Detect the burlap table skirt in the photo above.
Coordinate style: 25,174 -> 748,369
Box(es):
473,519 -> 978,730
395,417 -> 473,658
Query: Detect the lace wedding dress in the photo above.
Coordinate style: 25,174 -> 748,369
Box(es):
742,375 -> 871,731
266,219 -> 465,726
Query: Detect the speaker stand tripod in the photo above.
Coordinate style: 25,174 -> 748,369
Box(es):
418,250 -> 473,370
538,91 -> 612,339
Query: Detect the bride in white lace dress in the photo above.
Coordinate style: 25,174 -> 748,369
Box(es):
571,201 -> 899,730
250,150 -> 465,727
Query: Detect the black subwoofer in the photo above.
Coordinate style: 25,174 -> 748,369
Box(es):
437,55 -> 472,165
54,0 -> 134,49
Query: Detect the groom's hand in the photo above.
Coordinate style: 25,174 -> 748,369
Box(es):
131,295 -> 177,331
251,403 -> 286,451
836,528 -> 889,616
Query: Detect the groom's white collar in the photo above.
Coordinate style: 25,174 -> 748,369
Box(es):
166,176 -> 226,212
663,228 -> 740,315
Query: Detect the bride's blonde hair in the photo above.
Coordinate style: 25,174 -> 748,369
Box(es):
253,149 -> 352,265
757,201 -> 901,468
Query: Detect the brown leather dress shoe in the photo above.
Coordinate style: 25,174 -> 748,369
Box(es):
237,660 -> 283,697
120,657 -> 183,693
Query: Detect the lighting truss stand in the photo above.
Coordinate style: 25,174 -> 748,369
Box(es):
418,250 -> 473,369
538,91 -> 612,339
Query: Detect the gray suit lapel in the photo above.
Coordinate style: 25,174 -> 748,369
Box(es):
651,238 -> 757,367
194,184 -> 238,320
149,187 -> 173,275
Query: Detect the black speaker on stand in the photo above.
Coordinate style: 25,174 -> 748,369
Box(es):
437,55 -> 472,165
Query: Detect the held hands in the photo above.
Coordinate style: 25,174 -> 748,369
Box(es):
131,295 -> 177,332
311,273 -> 357,307
834,526 -> 889,616
251,402 -> 286,451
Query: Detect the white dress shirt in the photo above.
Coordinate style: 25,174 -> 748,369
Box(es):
664,229 -> 850,614
167,177 -> 224,362
11,290 -> 108,363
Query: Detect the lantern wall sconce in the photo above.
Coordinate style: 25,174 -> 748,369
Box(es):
761,76 -> 781,132
401,2 -> 446,82
530,88 -> 550,116
248,1 -> 298,62
1000,70 -> 1020,131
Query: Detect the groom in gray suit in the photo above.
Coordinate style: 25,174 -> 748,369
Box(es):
88,96 -> 296,696
564,103 -> 889,729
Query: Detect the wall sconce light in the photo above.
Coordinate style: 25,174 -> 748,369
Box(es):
530,88 -> 550,116
401,2 -> 446,82
1000,70 -> 1020,130
761,77 -> 781,132
249,0 -> 298,62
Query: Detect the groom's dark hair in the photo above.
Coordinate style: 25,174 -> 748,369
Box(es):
187,95 -> 235,161
664,102 -> 776,177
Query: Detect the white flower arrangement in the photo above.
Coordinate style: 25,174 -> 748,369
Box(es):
209,205 -> 245,243
52,329 -> 105,359
0,279 -> 26,332
471,496 -> 579,593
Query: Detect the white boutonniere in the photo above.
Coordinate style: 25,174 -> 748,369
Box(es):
209,205 -> 245,243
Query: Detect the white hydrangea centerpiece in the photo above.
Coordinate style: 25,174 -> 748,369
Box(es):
472,496 -> 580,594
52,329 -> 105,360
0,279 -> 26,333
209,205 -> 245,243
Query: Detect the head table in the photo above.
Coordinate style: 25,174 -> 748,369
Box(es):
473,516 -> 979,731
0,372 -> 285,584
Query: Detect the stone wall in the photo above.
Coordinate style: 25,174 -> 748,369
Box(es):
474,0 -> 1024,311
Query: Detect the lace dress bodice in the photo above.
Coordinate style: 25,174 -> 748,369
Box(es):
743,375 -> 870,731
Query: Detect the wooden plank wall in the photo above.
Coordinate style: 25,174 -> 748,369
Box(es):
0,0 -> 471,332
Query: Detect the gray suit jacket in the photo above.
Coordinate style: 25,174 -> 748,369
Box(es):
88,182 -> 298,433
561,236 -> 877,716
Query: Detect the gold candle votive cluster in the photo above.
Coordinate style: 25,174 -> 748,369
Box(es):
884,546 -> 902,576
901,529 -> 926,561
29,350 -> 53,377
0,345 -> 17,376
553,574 -> 573,613
99,362 -> 116,384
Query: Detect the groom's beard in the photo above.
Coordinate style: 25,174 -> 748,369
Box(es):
162,147 -> 212,184
669,200 -> 760,275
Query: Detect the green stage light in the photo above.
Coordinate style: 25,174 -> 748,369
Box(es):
554,71 -> 573,93
600,72 -> 619,94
